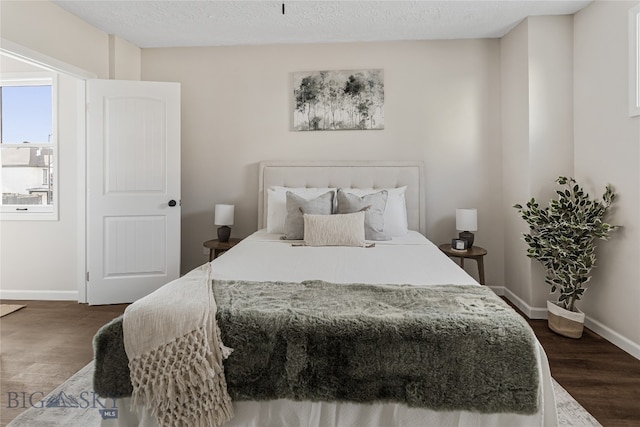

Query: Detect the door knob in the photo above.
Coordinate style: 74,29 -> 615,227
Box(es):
168,200 -> 177,207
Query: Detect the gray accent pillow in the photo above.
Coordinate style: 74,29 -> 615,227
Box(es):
337,189 -> 390,241
283,191 -> 334,240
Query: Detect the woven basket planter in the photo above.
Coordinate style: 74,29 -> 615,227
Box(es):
547,300 -> 585,339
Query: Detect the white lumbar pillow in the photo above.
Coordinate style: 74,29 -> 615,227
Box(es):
303,212 -> 366,247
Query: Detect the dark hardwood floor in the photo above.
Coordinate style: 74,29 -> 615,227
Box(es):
1,299 -> 639,426
523,316 -> 640,427
0,300 -> 127,427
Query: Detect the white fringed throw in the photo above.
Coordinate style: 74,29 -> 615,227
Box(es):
123,264 -> 233,427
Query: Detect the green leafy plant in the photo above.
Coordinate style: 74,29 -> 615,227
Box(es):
514,177 -> 618,312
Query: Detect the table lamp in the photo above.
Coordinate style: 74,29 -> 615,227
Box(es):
215,204 -> 234,243
456,208 -> 477,248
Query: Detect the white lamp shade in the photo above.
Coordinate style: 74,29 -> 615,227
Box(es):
456,208 -> 477,231
215,204 -> 234,226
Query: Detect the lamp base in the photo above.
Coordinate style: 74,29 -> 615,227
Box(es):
458,231 -> 474,248
217,226 -> 231,243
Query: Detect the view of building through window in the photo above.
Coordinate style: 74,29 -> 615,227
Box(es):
0,81 -> 55,210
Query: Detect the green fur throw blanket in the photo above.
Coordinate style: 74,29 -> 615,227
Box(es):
93,281 -> 539,414
215,280 -> 539,414
92,315 -> 132,398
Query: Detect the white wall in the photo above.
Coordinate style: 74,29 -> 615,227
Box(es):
0,1 -> 141,300
500,4 -> 640,358
0,57 -> 80,299
0,0 -> 109,78
501,19 -> 533,308
527,16 -> 575,309
109,35 -> 142,80
574,0 -> 640,357
141,40 -> 505,281
501,16 -> 575,316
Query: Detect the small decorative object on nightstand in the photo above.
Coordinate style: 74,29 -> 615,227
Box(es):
451,238 -> 468,251
203,238 -> 242,261
439,243 -> 487,285
215,204 -> 234,243
456,208 -> 477,248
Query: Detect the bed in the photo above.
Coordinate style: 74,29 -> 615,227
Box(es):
95,161 -> 558,427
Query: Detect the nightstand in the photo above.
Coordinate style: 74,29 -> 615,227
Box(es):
203,238 -> 242,261
438,243 -> 487,285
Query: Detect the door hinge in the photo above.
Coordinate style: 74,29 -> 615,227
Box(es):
86,272 -> 90,282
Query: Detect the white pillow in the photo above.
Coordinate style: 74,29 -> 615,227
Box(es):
303,212 -> 366,247
340,187 -> 408,236
267,187 -> 336,233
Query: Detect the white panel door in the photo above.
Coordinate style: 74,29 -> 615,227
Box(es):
87,79 -> 180,305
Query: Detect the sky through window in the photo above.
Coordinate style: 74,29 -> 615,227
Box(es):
1,85 -> 52,144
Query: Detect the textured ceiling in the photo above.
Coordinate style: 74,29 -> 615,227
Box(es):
53,1 -> 592,48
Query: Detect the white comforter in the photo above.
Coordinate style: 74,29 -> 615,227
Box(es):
211,230 -> 478,286
107,230 -> 558,427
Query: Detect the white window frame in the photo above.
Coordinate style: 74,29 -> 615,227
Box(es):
630,3 -> 640,117
0,72 -> 58,220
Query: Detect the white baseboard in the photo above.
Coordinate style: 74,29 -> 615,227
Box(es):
0,289 -> 78,301
501,287 -> 548,319
497,286 -> 640,361
584,316 -> 640,360
486,285 -> 504,296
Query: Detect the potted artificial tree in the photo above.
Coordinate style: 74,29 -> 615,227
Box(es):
514,177 -> 619,339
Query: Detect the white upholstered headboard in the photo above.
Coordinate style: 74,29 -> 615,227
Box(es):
258,161 -> 425,235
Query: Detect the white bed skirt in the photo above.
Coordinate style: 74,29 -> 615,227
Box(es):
101,342 -> 557,427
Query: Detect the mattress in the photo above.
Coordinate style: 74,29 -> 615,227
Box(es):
103,230 -> 558,427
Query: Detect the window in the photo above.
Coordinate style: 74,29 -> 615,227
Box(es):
630,3 -> 640,117
0,72 -> 57,220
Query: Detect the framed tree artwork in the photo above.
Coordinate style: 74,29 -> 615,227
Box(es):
293,69 -> 384,131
